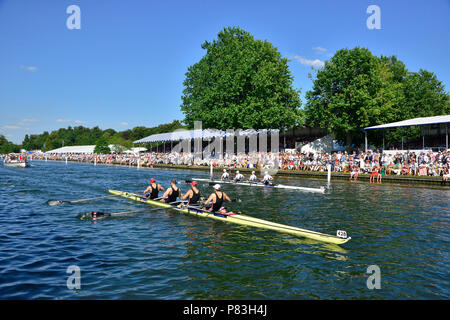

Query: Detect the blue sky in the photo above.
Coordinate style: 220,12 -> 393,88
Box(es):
0,0 -> 449,144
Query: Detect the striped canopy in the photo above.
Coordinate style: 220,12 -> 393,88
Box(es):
364,115 -> 450,130
134,129 -> 280,143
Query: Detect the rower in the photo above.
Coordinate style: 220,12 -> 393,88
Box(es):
221,169 -> 230,180
161,179 -> 181,203
204,184 -> 231,213
261,171 -> 274,185
248,171 -> 258,182
143,178 -> 165,199
233,170 -> 244,182
182,181 -> 201,205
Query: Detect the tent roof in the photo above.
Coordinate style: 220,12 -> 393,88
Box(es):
364,115 -> 450,130
134,129 -> 280,143
45,145 -> 147,154
46,145 -> 96,154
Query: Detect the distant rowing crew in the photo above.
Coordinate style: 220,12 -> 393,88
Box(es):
143,178 -> 235,215
221,169 -> 274,185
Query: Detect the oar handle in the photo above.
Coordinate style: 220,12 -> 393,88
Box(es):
182,204 -> 237,217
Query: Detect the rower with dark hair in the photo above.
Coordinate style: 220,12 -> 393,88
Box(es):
161,179 -> 181,203
204,184 -> 231,213
182,181 -> 201,205
143,178 -> 165,199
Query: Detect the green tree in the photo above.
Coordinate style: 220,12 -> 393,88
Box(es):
108,133 -> 133,152
382,69 -> 449,147
20,121 -> 190,151
402,69 -> 449,117
94,136 -> 110,154
22,134 -> 31,150
0,135 -> 21,153
305,47 -> 405,150
42,137 -> 54,152
181,27 -> 303,130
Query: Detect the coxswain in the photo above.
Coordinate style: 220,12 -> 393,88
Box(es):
248,171 -> 258,182
261,171 -> 273,185
204,184 -> 231,213
143,178 -> 165,199
161,179 -> 181,203
233,170 -> 244,182
182,181 -> 201,205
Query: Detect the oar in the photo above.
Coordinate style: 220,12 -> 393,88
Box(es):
185,180 -> 229,185
80,200 -> 184,220
187,179 -> 264,188
182,204 -> 240,216
184,179 -> 217,184
47,192 -> 140,206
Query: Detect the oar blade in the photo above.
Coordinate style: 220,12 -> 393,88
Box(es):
77,211 -> 111,220
47,200 -> 68,206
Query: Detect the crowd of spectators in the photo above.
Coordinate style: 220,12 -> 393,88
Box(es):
21,148 -> 450,182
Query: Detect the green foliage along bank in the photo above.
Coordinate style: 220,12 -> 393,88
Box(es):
0,135 -> 21,154
305,47 -> 449,150
21,121 -> 185,152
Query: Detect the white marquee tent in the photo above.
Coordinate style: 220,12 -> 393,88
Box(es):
46,145 -> 147,154
364,115 -> 450,131
134,129 -> 280,143
363,115 -> 449,151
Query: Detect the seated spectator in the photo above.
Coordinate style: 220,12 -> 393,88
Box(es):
349,166 -> 360,182
418,163 -> 427,176
442,168 -> 449,183
401,163 -> 409,175
370,167 -> 379,183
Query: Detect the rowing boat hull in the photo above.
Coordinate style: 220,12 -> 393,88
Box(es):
192,178 -> 325,193
108,190 -> 350,245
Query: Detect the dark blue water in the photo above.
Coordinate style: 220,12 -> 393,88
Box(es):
0,160 -> 448,299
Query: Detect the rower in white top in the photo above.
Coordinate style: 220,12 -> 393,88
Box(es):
249,171 -> 258,182
261,171 -> 274,185
233,170 -> 244,182
221,169 -> 230,180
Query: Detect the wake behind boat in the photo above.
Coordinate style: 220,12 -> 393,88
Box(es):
191,178 -> 326,193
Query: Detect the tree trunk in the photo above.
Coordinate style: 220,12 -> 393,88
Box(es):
346,132 -> 352,152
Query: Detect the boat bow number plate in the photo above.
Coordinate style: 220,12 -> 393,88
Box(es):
336,230 -> 348,239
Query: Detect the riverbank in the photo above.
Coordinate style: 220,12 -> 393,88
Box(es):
151,163 -> 450,189
34,159 -> 450,189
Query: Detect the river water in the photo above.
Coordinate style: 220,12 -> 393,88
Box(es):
0,160 -> 448,299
